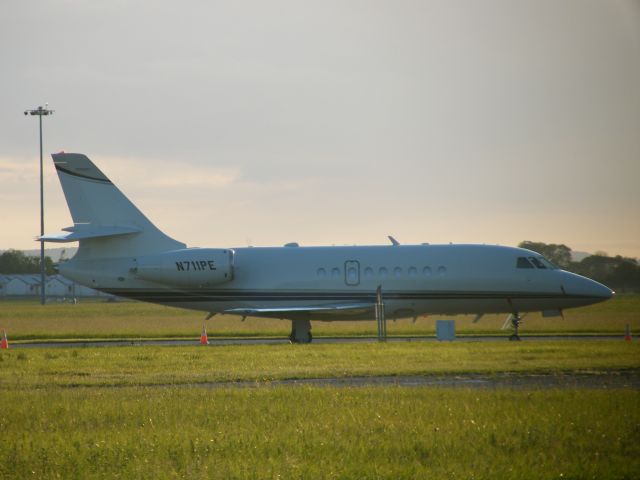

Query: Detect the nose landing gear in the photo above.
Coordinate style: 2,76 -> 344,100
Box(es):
509,313 -> 522,341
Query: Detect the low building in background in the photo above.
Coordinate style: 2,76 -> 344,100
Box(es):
3,275 -> 40,296
0,274 -> 115,301
46,275 -> 73,297
0,274 -> 11,296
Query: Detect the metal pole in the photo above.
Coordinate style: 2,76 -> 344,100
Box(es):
39,110 -> 45,305
376,285 -> 386,342
25,105 -> 54,306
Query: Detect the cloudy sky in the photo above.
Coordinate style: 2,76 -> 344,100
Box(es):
2,0 -> 639,258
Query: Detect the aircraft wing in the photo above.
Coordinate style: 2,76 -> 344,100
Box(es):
225,302 -> 374,318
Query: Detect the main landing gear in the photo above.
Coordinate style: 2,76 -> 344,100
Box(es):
509,313 -> 522,341
289,318 -> 312,344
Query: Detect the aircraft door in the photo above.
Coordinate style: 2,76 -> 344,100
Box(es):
345,260 -> 360,286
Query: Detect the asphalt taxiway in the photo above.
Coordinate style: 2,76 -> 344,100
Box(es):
12,334 -> 625,349
187,371 -> 640,390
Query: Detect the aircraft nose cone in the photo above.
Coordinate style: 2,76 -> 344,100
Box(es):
563,272 -> 614,300
590,281 -> 615,299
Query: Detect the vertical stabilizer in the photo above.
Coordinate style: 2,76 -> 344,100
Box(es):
50,153 -> 185,258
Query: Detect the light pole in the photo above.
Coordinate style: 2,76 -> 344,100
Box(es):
24,105 -> 54,305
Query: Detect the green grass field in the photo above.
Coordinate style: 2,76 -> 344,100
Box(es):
0,342 -> 638,387
1,386 -> 638,479
1,298 -> 639,478
0,341 -> 638,479
1,293 -> 638,340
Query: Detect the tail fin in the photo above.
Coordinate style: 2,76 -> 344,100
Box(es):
41,153 -> 185,258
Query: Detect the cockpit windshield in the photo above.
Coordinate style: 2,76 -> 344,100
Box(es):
540,257 -> 560,269
529,257 -> 546,269
516,256 -> 559,270
517,257 -> 534,268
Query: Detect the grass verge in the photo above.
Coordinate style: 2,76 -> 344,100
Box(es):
0,386 -> 638,479
0,341 -> 638,387
1,341 -> 638,479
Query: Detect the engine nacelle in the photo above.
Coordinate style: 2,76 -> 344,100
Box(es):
134,248 -> 234,287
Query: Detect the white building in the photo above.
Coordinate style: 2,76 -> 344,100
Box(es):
3,275 -> 41,296
0,274 -> 114,300
45,275 -> 74,297
0,274 -> 11,296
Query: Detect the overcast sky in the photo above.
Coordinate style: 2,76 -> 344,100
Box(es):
2,0 -> 639,258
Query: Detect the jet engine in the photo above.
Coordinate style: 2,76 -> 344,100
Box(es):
133,248 -> 234,287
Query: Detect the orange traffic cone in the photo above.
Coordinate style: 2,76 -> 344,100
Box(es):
624,324 -> 632,342
1,330 -> 8,349
200,324 -> 209,345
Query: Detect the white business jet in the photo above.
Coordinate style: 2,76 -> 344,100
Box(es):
41,153 -> 613,343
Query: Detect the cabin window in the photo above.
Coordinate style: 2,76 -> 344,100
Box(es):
517,257 -> 534,269
437,266 -> 447,276
378,267 -> 388,277
408,266 -> 417,277
364,267 -> 374,278
393,267 -> 402,277
529,257 -> 547,269
331,268 -> 341,278
317,268 -> 327,277
422,266 -> 432,277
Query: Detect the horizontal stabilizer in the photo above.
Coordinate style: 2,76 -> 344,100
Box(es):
38,224 -> 142,243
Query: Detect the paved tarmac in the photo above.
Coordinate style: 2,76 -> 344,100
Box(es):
12,334 -> 625,349
193,371 -> 640,390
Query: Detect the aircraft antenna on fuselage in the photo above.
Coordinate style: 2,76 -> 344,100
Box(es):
388,235 -> 400,246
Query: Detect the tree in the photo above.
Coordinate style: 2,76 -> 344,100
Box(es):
518,241 -> 640,291
0,249 -> 55,275
572,254 -> 640,292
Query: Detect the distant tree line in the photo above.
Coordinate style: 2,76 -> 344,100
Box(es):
0,249 -> 55,275
519,241 -> 640,292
